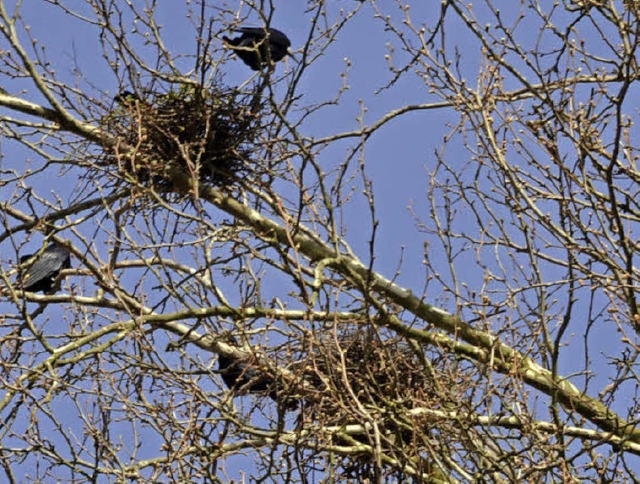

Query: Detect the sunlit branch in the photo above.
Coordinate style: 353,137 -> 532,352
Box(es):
196,178 -> 640,443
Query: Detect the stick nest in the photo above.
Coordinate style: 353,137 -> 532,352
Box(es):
300,330 -> 456,480
303,330 -> 449,421
101,85 -> 261,191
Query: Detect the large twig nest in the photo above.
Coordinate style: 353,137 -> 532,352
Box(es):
304,330 -> 438,415
299,329 -> 457,480
100,84 -> 261,192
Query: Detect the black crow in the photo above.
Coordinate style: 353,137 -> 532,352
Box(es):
218,353 -> 273,394
218,340 -> 297,409
223,27 -> 292,70
114,90 -> 140,105
18,243 -> 71,294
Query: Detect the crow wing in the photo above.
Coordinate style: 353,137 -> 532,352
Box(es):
234,27 -> 291,49
21,245 -> 71,292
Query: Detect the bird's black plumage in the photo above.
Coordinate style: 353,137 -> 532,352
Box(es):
218,342 -> 297,409
114,90 -> 141,105
218,353 -> 272,393
223,27 -> 292,70
18,243 -> 71,294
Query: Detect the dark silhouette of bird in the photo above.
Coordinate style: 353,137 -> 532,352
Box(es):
218,339 -> 297,409
114,90 -> 136,103
223,27 -> 292,70
113,90 -> 146,109
218,352 -> 272,393
18,243 -> 71,294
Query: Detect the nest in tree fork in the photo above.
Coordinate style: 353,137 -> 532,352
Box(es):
101,86 -> 261,191
306,330 -> 436,413
301,330 -> 456,480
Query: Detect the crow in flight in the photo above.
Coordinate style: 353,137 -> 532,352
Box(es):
223,27 -> 292,70
18,243 -> 71,294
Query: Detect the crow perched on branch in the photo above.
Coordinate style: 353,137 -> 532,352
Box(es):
223,27 -> 292,70
18,243 -> 71,294
218,338 -> 297,409
113,90 -> 142,106
218,353 -> 273,394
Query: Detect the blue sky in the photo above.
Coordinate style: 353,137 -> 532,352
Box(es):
1,0 -> 638,479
